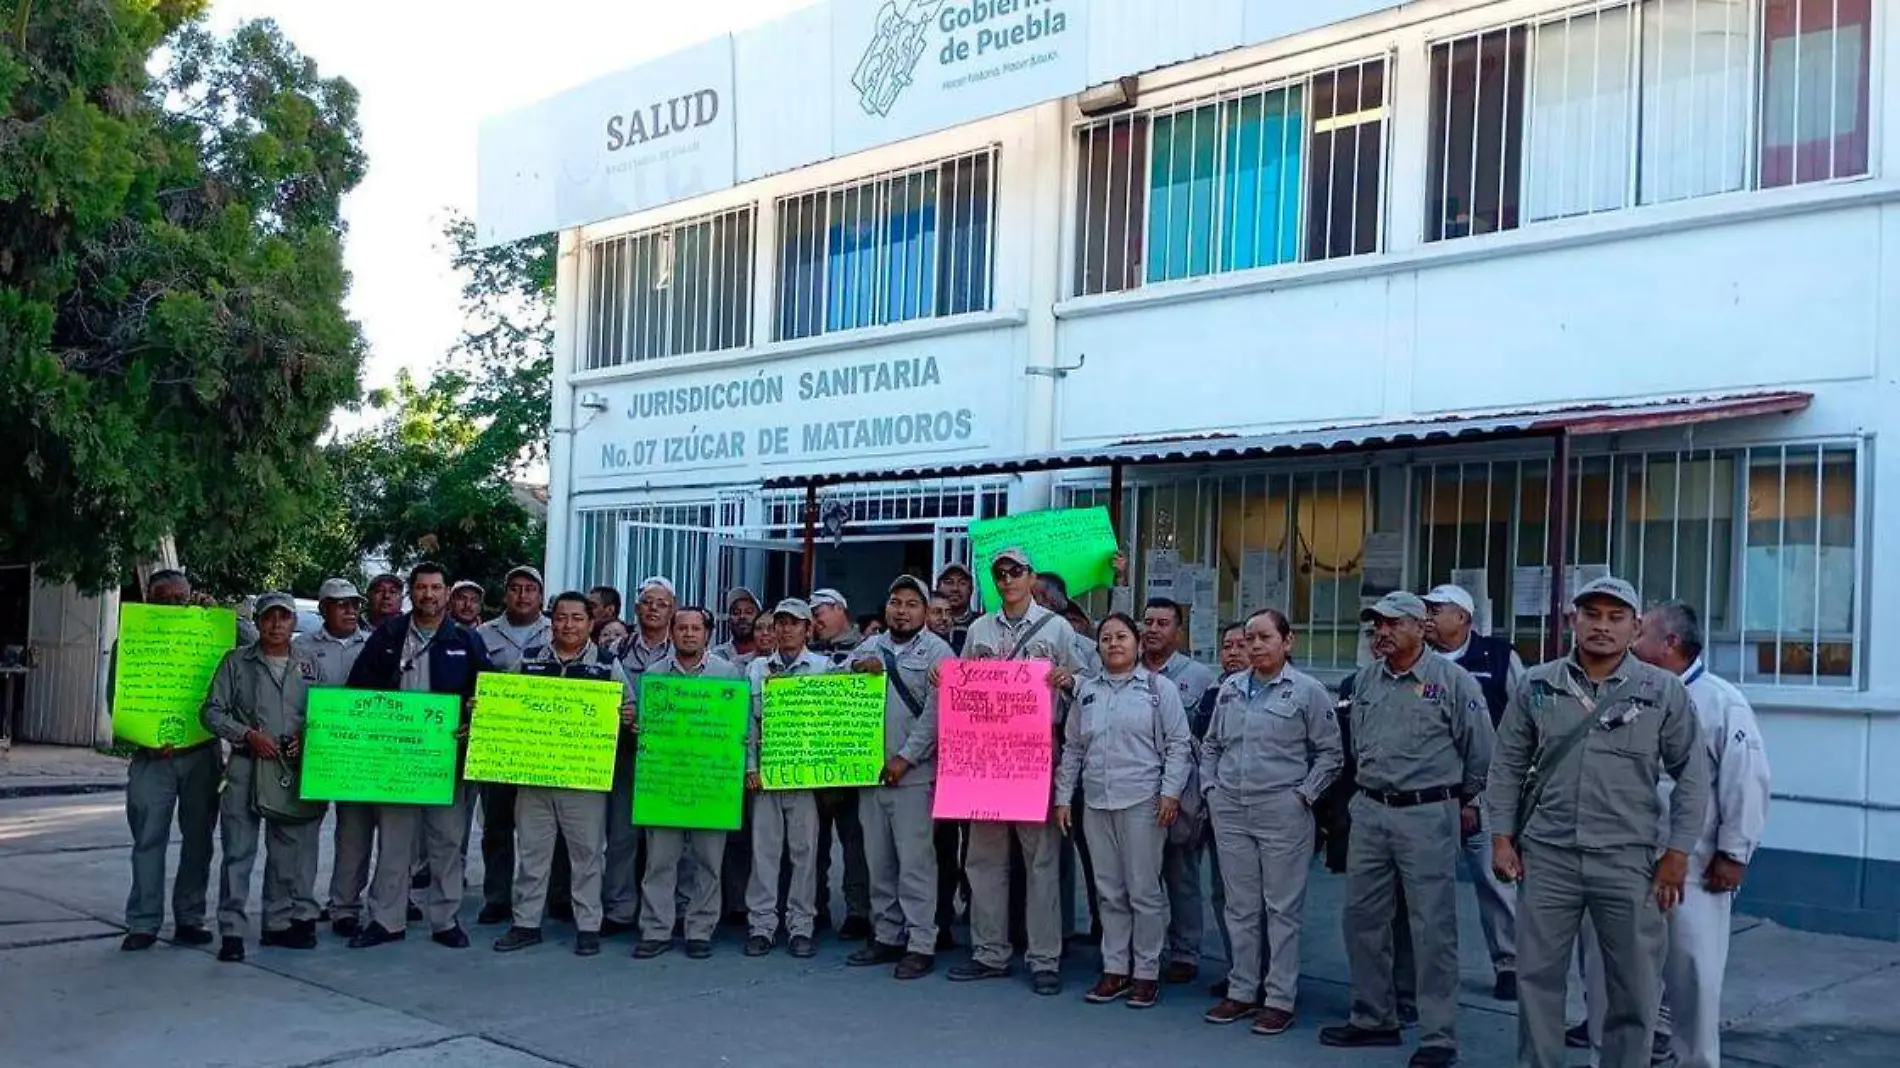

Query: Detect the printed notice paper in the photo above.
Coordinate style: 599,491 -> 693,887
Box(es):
759,673 -> 884,790
970,507 -> 1118,611
933,659 -> 1053,822
633,674 -> 750,831
111,604 -> 236,749
465,673 -> 622,792
300,688 -> 460,805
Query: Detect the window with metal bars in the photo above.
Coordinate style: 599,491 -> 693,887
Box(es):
1427,0 -> 1871,242
774,148 -> 997,341
583,206 -> 755,370
1413,443 -> 1861,686
1072,57 -> 1388,297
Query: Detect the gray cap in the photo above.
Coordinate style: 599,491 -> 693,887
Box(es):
771,598 -> 813,622
1573,575 -> 1642,613
316,578 -> 361,603
255,592 -> 297,619
810,588 -> 848,610
989,547 -> 1032,571
637,576 -> 676,599
366,573 -> 403,593
725,586 -> 761,611
888,575 -> 930,600
1421,583 -> 1476,615
450,580 -> 485,598
935,562 -> 973,583
1360,591 -> 1429,622
504,565 -> 544,590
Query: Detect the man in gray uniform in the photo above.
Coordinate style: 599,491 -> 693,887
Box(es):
201,593 -> 324,962
710,587 -> 764,669
743,599 -> 833,958
119,569 -> 219,951
1320,591 -> 1492,1068
1140,597 -> 1216,984
295,579 -> 372,937
634,606 -> 743,960
602,575 -> 676,935
845,575 -> 952,979
1489,577 -> 1709,1068
473,565 -> 553,927
808,587 -> 871,940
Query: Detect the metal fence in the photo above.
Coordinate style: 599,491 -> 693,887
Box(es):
583,205 -> 755,371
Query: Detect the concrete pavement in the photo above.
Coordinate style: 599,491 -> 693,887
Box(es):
0,792 -> 1895,1067
0,743 -> 127,798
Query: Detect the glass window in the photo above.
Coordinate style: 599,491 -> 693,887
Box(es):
583,206 -> 754,370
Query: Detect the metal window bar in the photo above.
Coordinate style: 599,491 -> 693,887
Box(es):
582,206 -> 755,369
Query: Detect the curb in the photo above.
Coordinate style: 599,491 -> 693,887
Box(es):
0,781 -> 127,800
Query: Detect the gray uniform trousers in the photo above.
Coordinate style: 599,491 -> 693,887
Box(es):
859,784 -> 938,954
1343,794 -> 1463,1052
1211,789 -> 1313,1011
327,802 -> 377,922
216,754 -> 321,937
124,744 -> 221,934
747,790 -> 819,939
1518,842 -> 1664,1068
513,786 -> 605,931
370,786 -> 471,933
967,818 -> 1063,973
641,829 -> 726,943
1393,806 -> 1520,1005
1085,803 -> 1170,981
1161,836 -> 1206,967
602,741 -> 643,924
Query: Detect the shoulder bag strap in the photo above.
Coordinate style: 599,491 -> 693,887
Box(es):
881,648 -> 926,718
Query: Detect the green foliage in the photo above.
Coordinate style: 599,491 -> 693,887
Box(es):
0,1 -> 367,594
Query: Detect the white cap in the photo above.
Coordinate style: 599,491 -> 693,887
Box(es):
1421,584 -> 1476,616
810,588 -> 848,610
317,578 -> 362,602
637,576 -> 676,599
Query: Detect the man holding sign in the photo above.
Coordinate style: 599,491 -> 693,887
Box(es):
489,591 -> 632,958
743,599 -> 834,960
846,576 -> 953,980
117,569 -> 224,952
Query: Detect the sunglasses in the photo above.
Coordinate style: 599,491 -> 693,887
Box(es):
992,564 -> 1028,580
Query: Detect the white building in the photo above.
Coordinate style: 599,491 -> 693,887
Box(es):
481,0 -> 1896,938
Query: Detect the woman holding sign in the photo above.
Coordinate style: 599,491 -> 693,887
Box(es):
1053,613 -> 1192,1010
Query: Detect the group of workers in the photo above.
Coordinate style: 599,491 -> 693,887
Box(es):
116,542 -> 1769,1068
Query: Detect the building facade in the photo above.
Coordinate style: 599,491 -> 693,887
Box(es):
486,0 -> 1899,937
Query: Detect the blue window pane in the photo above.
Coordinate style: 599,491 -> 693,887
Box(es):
1222,86 -> 1304,271
1148,104 -> 1219,282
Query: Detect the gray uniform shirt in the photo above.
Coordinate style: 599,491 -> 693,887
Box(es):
1349,652 -> 1494,798
291,627 -> 367,688
1201,665 -> 1344,805
477,616 -> 553,672
1055,668 -> 1193,811
200,644 -> 312,744
1487,652 -> 1709,854
965,603 -> 1082,732
851,630 -> 953,787
744,648 -> 834,774
709,640 -> 762,671
618,634 -> 675,677
1147,651 -> 1215,720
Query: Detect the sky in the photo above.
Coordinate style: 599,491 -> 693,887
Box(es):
205,0 -> 811,423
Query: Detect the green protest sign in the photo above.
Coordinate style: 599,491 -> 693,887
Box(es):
760,673 -> 884,791
969,506 -> 1119,611
633,674 -> 750,830
466,673 -> 622,792
111,604 -> 235,749
300,688 -> 460,805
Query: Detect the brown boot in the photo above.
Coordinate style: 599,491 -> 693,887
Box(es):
1204,998 -> 1259,1025
1251,1006 -> 1295,1035
1084,973 -> 1132,1003
1127,978 -> 1160,1008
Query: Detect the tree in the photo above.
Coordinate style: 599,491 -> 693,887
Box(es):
0,2 -> 366,593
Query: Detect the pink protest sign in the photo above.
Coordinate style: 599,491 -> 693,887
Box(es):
933,658 -> 1054,822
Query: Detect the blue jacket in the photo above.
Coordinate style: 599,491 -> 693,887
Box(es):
346,613 -> 491,706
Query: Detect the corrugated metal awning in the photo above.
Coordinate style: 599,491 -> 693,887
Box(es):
763,391 -> 1812,490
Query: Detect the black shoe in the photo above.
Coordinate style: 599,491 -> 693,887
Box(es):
1399,1002 -> 1420,1028
935,929 -> 958,951
1032,970 -> 1062,997
1566,1024 -> 1593,1050
947,961 -> 1011,982
744,935 -> 773,957
120,932 -> 158,952
788,935 -> 816,958
1651,1031 -> 1676,1066
599,917 -> 637,938
1319,1025 -> 1404,1048
1409,1049 -> 1458,1068
574,932 -> 601,957
406,904 -> 424,922
894,952 -> 935,980
260,926 -> 317,950
685,940 -> 713,960
1493,971 -> 1518,1002
319,906 -> 332,922
837,915 -> 872,941
217,936 -> 245,963
846,941 -> 905,967
331,917 -> 361,939
633,939 -> 672,960
493,926 -> 543,953
349,922 -> 405,949
814,911 -> 834,933
476,904 -> 511,926
431,923 -> 470,949
172,924 -> 213,946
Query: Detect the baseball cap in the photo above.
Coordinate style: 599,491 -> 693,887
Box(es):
1360,591 -> 1428,623
725,587 -> 761,611
990,547 -> 1032,571
450,580 -> 485,598
637,576 -> 676,599
317,578 -> 362,603
888,575 -> 930,600
366,572 -> 402,593
255,592 -> 297,619
810,588 -> 848,610
1421,584 -> 1476,615
1572,575 -> 1641,613
771,598 -> 813,622
504,565 -> 544,589
935,562 -> 973,583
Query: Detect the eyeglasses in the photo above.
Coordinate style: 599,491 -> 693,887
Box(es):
992,564 -> 1028,581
